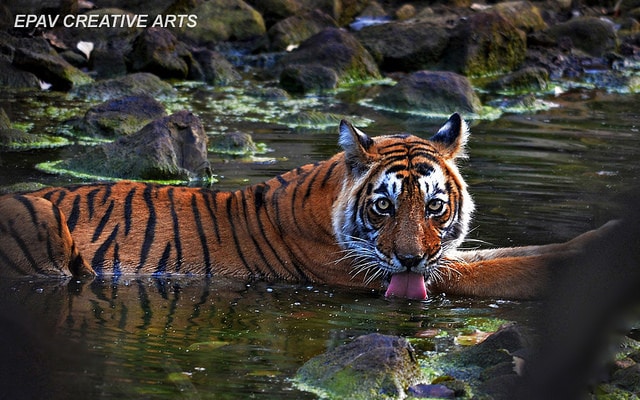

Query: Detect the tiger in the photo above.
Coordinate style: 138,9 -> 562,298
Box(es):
0,113 -> 616,300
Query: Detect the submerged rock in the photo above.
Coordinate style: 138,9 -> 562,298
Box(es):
0,108 -> 68,151
371,71 -> 482,115
277,28 -> 380,93
209,131 -> 263,155
295,333 -> 423,399
57,111 -> 211,181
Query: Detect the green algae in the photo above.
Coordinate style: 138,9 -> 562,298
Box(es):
36,159 -> 217,186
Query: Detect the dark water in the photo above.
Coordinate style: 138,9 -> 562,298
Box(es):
0,84 -> 639,398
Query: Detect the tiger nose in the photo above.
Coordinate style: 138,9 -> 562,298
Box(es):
397,254 -> 424,270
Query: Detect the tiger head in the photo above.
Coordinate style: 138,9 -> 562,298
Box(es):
332,113 -> 474,299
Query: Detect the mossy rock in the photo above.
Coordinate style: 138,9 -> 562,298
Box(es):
56,111 -> 211,182
175,0 -> 266,44
70,95 -> 167,138
443,11 -> 526,77
69,72 -> 175,101
371,70 -> 482,116
277,27 -> 381,93
295,333 -> 423,399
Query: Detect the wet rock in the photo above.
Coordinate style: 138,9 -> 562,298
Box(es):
548,16 -> 619,57
127,27 -> 193,79
69,72 -> 175,101
175,0 -> 266,45
267,9 -> 338,51
492,1 -> 547,33
10,44 -> 92,91
355,19 -> 450,72
444,323 -> 529,368
246,0 -> 303,26
0,60 -> 40,89
295,333 -> 423,400
190,49 -> 241,85
58,111 -> 211,181
407,383 -> 455,398
484,66 -> 550,93
71,95 -> 167,138
279,63 -> 339,93
277,28 -> 380,93
443,10 -> 526,76
0,108 -> 67,151
209,131 -> 262,155
371,70 -> 482,115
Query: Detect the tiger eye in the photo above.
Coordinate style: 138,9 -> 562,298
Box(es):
374,198 -> 393,214
427,199 -> 445,214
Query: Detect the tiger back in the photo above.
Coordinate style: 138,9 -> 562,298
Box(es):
0,114 -> 616,300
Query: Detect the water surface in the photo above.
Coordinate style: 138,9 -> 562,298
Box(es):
0,85 -> 638,398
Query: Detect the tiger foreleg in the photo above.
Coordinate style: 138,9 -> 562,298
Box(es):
0,195 -> 95,278
431,220 -> 622,299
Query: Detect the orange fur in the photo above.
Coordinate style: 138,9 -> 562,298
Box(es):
0,116 -> 615,299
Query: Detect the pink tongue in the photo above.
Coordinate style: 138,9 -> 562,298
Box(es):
385,272 -> 427,299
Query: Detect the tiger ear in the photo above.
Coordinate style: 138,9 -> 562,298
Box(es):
339,120 -> 375,175
429,113 -> 469,159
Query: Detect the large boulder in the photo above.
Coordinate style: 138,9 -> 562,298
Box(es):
190,49 -> 241,85
70,95 -> 167,138
295,333 -> 422,399
126,27 -> 193,79
548,16 -> 619,57
69,72 -> 175,101
277,28 -> 380,93
355,19 -> 450,72
174,0 -> 266,45
442,11 -> 527,76
0,60 -> 40,89
371,70 -> 482,115
492,1 -> 547,33
58,111 -> 212,181
267,9 -> 338,51
246,0 -> 303,26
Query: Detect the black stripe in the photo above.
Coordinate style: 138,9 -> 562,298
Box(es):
91,224 -> 120,275
226,195 -> 253,275
386,164 -> 408,174
155,242 -> 171,276
0,246 -> 31,275
200,190 -> 221,244
7,220 -> 45,274
414,162 -> 434,176
168,188 -> 183,271
13,195 -> 38,226
67,195 -> 81,232
191,194 -> 212,274
124,187 -> 136,236
320,160 -> 339,188
137,184 -> 156,271
239,190 -> 278,278
92,200 -> 114,242
101,184 -> 112,205
86,188 -> 100,220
